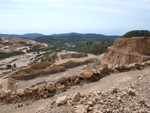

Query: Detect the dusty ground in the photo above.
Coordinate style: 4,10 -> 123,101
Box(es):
1,66 -> 149,113
0,52 -> 37,76
38,68 -> 150,113
0,51 -> 97,91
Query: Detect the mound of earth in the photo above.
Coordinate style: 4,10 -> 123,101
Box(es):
102,36 -> 150,65
0,37 -> 48,53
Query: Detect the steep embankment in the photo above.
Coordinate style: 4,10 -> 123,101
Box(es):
103,37 -> 150,65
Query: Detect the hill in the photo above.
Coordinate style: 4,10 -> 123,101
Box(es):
35,33 -> 119,45
121,30 -> 150,38
0,37 -> 48,59
0,33 -> 44,39
102,30 -> 150,65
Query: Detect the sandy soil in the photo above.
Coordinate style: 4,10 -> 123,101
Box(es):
1,66 -> 149,113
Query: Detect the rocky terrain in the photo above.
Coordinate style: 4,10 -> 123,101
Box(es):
0,31 -> 150,113
36,71 -> 150,113
0,37 -> 48,53
102,37 -> 150,65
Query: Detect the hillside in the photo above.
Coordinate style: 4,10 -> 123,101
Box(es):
0,30 -> 150,113
0,37 -> 48,59
102,30 -> 150,65
35,33 -> 119,45
121,30 -> 150,38
0,33 -> 44,39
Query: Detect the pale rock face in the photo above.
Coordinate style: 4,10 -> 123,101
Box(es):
75,105 -> 87,113
56,96 -> 68,106
72,92 -> 81,103
103,37 -> 150,65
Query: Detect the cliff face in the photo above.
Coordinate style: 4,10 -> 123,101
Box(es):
103,37 -> 150,65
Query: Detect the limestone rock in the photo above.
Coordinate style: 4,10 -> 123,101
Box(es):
74,78 -> 80,84
0,89 -> 12,98
102,37 -> 150,65
16,89 -> 25,96
133,63 -> 140,69
78,70 -> 93,79
72,92 -> 81,103
57,77 -> 68,84
115,65 -> 124,70
128,88 -> 136,96
46,82 -> 56,91
100,66 -> 109,74
75,105 -> 87,113
56,96 -> 67,106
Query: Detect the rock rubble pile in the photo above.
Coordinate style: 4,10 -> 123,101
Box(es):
0,60 -> 150,104
37,73 -> 150,113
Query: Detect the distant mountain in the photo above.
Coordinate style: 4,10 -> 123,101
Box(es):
51,32 -> 80,36
0,33 -> 44,39
0,33 -> 120,44
121,30 -> 150,38
35,33 -> 120,45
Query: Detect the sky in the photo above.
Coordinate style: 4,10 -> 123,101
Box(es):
0,0 -> 150,35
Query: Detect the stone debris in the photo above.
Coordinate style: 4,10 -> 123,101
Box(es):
46,82 -> 56,91
36,72 -> 150,113
56,96 -> 68,106
78,70 -> 94,79
75,105 -> 87,113
72,92 -> 81,103
1,59 -> 150,105
128,88 -> 136,96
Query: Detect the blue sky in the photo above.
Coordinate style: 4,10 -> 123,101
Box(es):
0,0 -> 150,35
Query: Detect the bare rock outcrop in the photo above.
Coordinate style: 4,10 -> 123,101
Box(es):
103,37 -> 150,65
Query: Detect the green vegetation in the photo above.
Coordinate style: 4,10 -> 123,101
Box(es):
121,30 -> 150,38
35,34 -> 119,45
34,33 -> 118,55
0,51 -> 24,60
64,40 -> 114,55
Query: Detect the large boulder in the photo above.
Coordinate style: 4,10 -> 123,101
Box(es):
46,82 -> 56,91
16,89 -> 26,96
78,70 -> 93,79
0,90 -> 12,98
99,66 -> 109,74
56,96 -> 68,106
72,92 -> 81,103
56,77 -> 68,84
